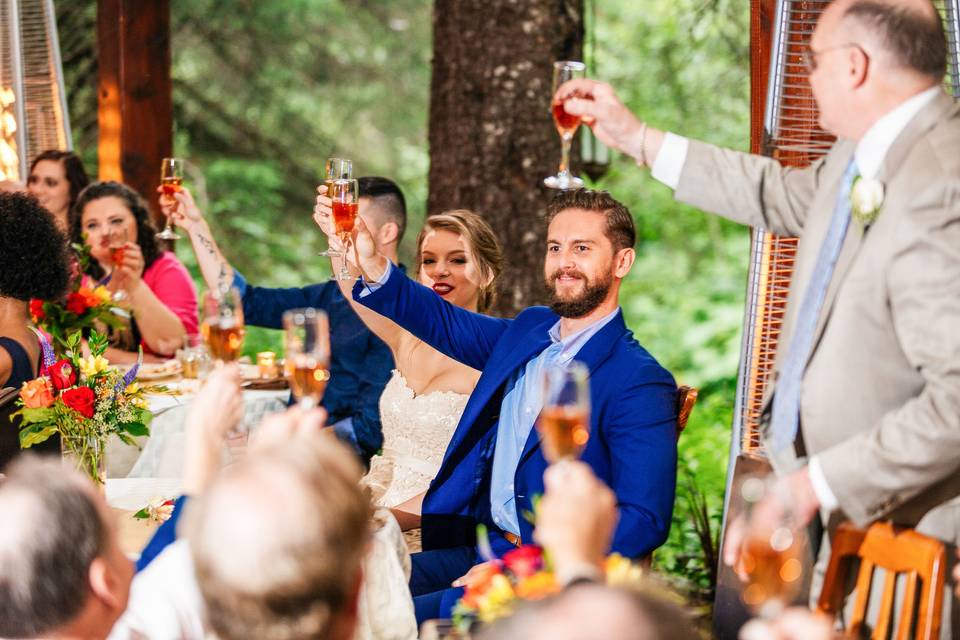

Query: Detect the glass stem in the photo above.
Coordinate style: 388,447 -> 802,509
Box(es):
559,133 -> 573,177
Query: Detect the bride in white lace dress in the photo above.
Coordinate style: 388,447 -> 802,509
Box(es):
316,205 -> 503,550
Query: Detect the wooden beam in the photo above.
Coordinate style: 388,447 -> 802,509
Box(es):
97,0 -> 171,226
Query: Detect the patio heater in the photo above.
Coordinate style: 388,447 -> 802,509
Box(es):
714,0 -> 960,636
0,0 -> 71,182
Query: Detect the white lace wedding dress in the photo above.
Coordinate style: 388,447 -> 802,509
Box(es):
364,369 -> 469,551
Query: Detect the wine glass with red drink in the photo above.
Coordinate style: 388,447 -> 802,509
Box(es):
330,178 -> 359,281
318,157 -> 353,257
157,157 -> 184,240
544,61 -> 586,190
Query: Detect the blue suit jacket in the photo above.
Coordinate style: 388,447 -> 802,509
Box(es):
234,271 -> 394,458
355,268 -> 678,559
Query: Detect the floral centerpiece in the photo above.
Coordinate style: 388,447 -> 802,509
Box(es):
451,535 -> 644,631
29,242 -> 124,356
12,331 -> 151,486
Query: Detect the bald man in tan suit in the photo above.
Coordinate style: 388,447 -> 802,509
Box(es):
558,0 -> 960,626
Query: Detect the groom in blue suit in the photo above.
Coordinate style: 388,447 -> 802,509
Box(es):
347,189 -> 678,622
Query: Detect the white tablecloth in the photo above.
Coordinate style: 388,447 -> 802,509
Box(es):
106,385 -> 289,479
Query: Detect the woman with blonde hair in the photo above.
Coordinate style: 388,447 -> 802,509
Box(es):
316,199 -> 503,549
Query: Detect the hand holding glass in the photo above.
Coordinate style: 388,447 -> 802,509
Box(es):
201,288 -> 245,363
283,308 -> 330,409
157,158 -> 184,240
318,158 -> 353,258
537,362 -> 591,462
544,61 -> 586,190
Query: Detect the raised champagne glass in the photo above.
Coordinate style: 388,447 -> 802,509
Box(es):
737,475 -> 805,619
537,362 -> 591,462
330,178 -> 359,281
318,157 -> 353,257
283,308 -> 330,409
107,228 -> 129,302
544,61 -> 586,190
201,288 -> 245,364
157,157 -> 184,240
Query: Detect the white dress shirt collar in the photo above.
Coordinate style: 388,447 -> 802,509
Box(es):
854,86 -> 940,179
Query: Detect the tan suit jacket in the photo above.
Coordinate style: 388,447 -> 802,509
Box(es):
674,91 -> 960,541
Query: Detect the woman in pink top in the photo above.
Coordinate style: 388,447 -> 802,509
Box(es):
70,181 -> 198,361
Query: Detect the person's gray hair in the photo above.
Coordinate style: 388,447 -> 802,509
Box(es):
0,455 -> 107,637
843,0 -> 947,79
185,432 -> 370,640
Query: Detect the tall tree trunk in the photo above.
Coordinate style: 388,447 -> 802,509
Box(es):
428,0 -> 584,317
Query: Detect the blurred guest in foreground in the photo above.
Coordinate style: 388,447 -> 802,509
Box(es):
0,192 -> 71,469
27,149 -> 90,231
0,456 -> 134,640
71,181 -> 198,360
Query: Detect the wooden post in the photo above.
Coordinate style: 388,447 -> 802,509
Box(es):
97,0 -> 171,226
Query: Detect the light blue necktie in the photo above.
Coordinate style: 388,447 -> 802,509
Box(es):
769,159 -> 859,453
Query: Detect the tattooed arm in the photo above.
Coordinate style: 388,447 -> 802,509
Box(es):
160,187 -> 234,293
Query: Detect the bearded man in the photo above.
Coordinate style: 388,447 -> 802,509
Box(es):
343,188 -> 679,623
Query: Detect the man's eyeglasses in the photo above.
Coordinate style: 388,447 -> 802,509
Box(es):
800,43 -> 866,74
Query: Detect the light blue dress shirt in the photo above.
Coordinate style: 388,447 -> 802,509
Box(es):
489,307 -> 621,535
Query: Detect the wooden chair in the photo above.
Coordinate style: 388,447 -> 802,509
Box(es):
676,385 -> 698,439
816,521 -> 946,640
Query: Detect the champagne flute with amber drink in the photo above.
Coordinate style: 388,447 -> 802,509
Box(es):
283,308 -> 330,409
537,362 -> 591,463
330,178 -> 359,281
107,228 -> 129,302
544,61 -> 586,190
157,157 -> 184,240
318,158 -> 353,257
201,288 -> 245,364
736,475 -> 805,619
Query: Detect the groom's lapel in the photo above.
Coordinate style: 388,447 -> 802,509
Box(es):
441,318 -> 556,465
517,310 -> 628,466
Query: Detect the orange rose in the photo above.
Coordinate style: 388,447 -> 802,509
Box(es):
513,571 -> 559,600
20,378 -> 54,409
77,286 -> 102,309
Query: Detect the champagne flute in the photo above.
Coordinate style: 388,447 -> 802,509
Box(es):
283,308 -> 330,409
318,158 -> 353,257
537,362 -> 591,462
544,61 -> 587,190
157,157 -> 184,240
107,228 -> 129,302
330,178 -> 359,281
200,288 -> 245,364
737,475 -> 805,619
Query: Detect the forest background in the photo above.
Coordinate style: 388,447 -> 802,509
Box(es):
60,0 -> 751,602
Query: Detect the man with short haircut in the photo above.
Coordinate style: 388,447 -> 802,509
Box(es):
183,431 -> 371,640
338,188 -> 678,622
0,456 -> 134,640
559,0 -> 960,625
164,176 -> 408,460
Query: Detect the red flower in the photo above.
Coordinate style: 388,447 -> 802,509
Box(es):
502,545 -> 544,580
29,299 -> 45,321
61,386 -> 96,418
49,359 -> 77,391
65,292 -> 90,315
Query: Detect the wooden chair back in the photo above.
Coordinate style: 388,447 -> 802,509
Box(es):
676,385 -> 698,439
816,521 -> 946,640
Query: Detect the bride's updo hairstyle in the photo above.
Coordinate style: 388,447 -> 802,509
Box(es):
414,209 -> 504,313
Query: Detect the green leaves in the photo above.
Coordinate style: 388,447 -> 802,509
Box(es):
19,424 -> 58,448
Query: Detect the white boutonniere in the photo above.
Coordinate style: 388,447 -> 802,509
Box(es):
850,176 -> 884,227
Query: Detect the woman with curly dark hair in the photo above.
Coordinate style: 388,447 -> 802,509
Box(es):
70,181 -> 198,360
0,192 -> 71,468
26,149 -> 90,231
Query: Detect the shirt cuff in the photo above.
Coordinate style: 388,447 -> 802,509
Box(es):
331,417 -> 363,457
231,270 -> 248,297
808,456 -> 839,513
358,261 -> 394,298
650,132 -> 690,190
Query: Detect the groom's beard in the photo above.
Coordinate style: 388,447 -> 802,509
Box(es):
545,266 -> 613,319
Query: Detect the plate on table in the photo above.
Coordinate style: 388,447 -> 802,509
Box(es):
135,360 -> 182,381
